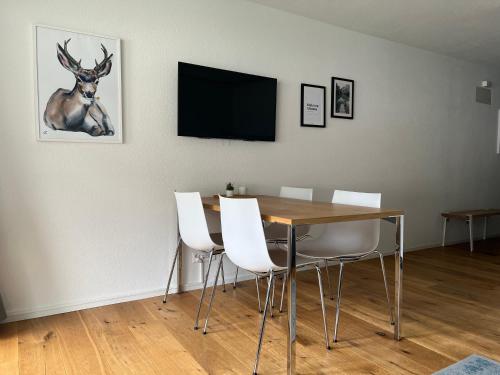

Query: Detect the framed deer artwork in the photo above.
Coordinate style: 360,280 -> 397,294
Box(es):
33,25 -> 122,143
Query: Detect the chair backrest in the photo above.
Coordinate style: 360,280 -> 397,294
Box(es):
308,190 -> 381,256
219,196 -> 277,273
280,186 -> 313,201
330,190 -> 381,254
332,190 -> 380,208
279,186 -> 313,236
175,192 -> 217,252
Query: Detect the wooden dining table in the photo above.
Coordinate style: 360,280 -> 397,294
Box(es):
199,195 -> 405,375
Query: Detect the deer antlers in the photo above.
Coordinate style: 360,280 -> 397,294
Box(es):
63,39 -> 81,67
56,39 -> 113,78
94,44 -> 114,77
57,39 -> 82,73
94,44 -> 113,70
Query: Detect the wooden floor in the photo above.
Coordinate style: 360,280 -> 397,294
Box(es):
2,239 -> 500,374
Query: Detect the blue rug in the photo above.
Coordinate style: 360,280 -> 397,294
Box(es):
434,355 -> 500,375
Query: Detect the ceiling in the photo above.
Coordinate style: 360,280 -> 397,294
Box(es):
246,0 -> 500,67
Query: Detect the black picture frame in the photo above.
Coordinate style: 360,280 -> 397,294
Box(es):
301,83 -> 326,128
331,77 -> 354,119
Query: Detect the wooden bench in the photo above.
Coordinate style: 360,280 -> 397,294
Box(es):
441,209 -> 500,252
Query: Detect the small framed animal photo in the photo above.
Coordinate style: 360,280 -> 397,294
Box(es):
33,25 -> 122,143
301,84 -> 326,128
331,77 -> 354,119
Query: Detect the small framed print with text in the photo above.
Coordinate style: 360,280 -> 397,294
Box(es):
331,77 -> 354,119
301,83 -> 326,128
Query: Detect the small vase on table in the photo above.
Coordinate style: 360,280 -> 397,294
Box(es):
225,182 -> 234,197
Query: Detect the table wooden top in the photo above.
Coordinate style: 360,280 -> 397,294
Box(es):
202,195 -> 404,225
442,209 -> 500,218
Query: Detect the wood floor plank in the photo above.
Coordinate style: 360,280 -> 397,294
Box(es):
146,291 -> 258,374
0,323 -> 18,375
1,238 -> 499,374
105,299 -> 206,374
16,319 -> 46,375
49,312 -> 106,375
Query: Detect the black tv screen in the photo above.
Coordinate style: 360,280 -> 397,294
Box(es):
178,62 -> 277,141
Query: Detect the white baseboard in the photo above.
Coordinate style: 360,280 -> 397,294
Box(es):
2,272 -> 255,324
3,288 -> 166,323
3,237 -> 497,324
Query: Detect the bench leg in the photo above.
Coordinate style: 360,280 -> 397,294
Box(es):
468,216 -> 474,252
441,217 -> 448,247
483,217 -> 488,240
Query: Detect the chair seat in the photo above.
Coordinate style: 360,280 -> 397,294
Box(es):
297,247 -> 375,260
268,248 -> 317,269
264,224 -> 310,242
296,239 -> 375,260
266,234 -> 311,244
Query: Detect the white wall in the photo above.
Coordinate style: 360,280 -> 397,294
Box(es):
1,0 -> 500,322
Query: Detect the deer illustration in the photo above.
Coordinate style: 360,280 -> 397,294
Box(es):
44,39 -> 115,136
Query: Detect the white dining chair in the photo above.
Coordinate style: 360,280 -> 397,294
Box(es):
266,186 -> 314,242
267,186 -> 328,311
203,196 -> 330,375
280,185 -> 313,200
265,186 -> 338,310
296,190 -> 394,343
233,186 -> 315,293
162,192 -> 227,331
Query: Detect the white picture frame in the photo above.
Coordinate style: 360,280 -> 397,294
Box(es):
33,25 -> 123,143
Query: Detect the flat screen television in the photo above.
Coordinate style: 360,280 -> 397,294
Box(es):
178,62 -> 277,141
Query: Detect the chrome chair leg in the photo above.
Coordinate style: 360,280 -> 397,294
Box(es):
163,239 -> 181,303
270,276 -> 275,318
333,261 -> 344,343
279,274 -> 286,313
315,265 -> 330,350
203,253 -> 224,334
233,267 -> 239,288
256,276 -> 263,313
324,259 -> 334,300
377,252 -> 394,325
194,250 -> 214,330
221,258 -> 226,292
253,272 -> 274,375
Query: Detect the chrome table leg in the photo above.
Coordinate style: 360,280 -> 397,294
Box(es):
194,250 -> 214,330
286,225 -> 297,374
394,215 -> 404,340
